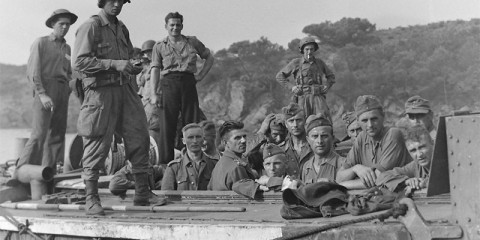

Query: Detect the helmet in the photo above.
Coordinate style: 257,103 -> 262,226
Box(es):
98,0 -> 131,8
299,36 -> 319,54
141,40 -> 156,53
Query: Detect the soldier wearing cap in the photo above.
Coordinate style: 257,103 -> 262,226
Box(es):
403,96 -> 436,140
282,103 -> 313,178
246,113 -> 287,175
336,95 -> 411,189
137,40 -> 155,99
208,121 -> 256,191
276,36 -> 335,120
232,144 -> 300,198
17,9 -> 78,185
161,123 -> 218,190
302,114 -> 345,184
73,0 -> 162,215
150,12 -> 214,165
335,112 -> 362,156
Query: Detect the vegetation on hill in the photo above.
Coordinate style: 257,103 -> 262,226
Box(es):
1,18 -> 479,136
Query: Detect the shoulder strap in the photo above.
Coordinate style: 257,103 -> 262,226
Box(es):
90,15 -> 102,55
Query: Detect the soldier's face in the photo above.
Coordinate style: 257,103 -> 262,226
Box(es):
182,127 -> 204,153
358,109 -> 384,139
268,129 -> 286,145
285,112 -> 305,137
303,44 -> 316,60
202,134 -> 216,153
165,18 -> 183,37
225,129 -> 247,154
407,112 -> 433,130
104,0 -> 124,16
52,17 -> 71,39
307,126 -> 334,157
263,155 -> 287,178
347,121 -> 362,140
406,135 -> 433,168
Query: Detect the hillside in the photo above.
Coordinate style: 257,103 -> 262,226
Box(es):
1,18 -> 479,136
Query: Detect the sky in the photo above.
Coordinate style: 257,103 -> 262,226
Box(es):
0,0 -> 479,65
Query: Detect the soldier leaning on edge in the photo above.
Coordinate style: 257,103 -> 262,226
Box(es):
72,0 -> 164,216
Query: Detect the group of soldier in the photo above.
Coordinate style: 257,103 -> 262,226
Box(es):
18,0 -> 438,216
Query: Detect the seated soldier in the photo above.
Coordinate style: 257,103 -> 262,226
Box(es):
161,123 -> 218,190
336,95 -> 411,189
302,114 -> 345,184
109,161 -> 163,198
377,125 -> 433,192
246,113 -> 287,175
233,144 -> 301,198
399,96 -> 436,140
208,121 -> 257,190
335,111 -> 362,156
282,103 -> 313,178
199,120 -> 221,160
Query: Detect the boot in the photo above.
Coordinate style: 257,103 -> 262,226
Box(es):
84,180 -> 105,216
133,173 -> 166,206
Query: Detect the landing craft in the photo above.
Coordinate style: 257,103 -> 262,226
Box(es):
0,112 -> 478,240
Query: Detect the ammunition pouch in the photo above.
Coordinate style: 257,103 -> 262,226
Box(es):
302,84 -> 326,96
82,73 -> 131,89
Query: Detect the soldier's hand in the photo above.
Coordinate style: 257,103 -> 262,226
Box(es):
255,175 -> 270,185
259,185 -> 270,191
353,165 -> 377,188
405,178 -> 422,189
291,86 -> 303,95
258,113 -> 276,134
111,60 -> 136,74
319,85 -> 329,94
38,93 -> 54,111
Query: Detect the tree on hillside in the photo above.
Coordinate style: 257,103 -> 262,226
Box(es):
303,18 -> 380,47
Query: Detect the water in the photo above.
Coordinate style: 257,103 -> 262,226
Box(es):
0,128 -> 76,164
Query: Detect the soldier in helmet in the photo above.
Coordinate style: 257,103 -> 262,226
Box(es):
276,36 -> 335,120
17,9 -> 78,189
73,0 -> 164,216
137,40 -> 155,98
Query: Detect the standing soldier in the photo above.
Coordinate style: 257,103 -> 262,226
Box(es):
276,36 -> 335,120
17,9 -> 77,188
73,0 -> 163,216
150,12 -> 214,165
137,40 -> 155,98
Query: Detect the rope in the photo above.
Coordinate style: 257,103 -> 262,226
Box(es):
0,207 -> 45,240
273,203 -> 408,240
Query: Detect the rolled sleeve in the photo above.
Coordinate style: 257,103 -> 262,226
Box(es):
150,43 -> 163,69
72,21 -> 113,75
276,60 -> 297,90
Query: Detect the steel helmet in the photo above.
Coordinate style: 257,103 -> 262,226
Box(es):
299,36 -> 319,54
141,40 -> 156,53
98,0 -> 131,8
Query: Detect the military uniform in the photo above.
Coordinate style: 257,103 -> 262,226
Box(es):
302,151 -> 344,184
283,134 -> 313,178
276,56 -> 335,119
161,149 -> 217,190
18,33 -> 72,173
151,35 -> 209,164
343,127 -> 412,172
73,10 -> 151,181
208,149 -> 256,191
109,163 -> 164,195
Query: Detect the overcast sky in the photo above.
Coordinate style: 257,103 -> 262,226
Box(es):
0,0 -> 479,65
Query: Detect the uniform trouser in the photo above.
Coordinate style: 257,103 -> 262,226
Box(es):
156,73 -> 204,164
297,93 -> 332,122
77,82 -> 150,181
18,79 -> 69,173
